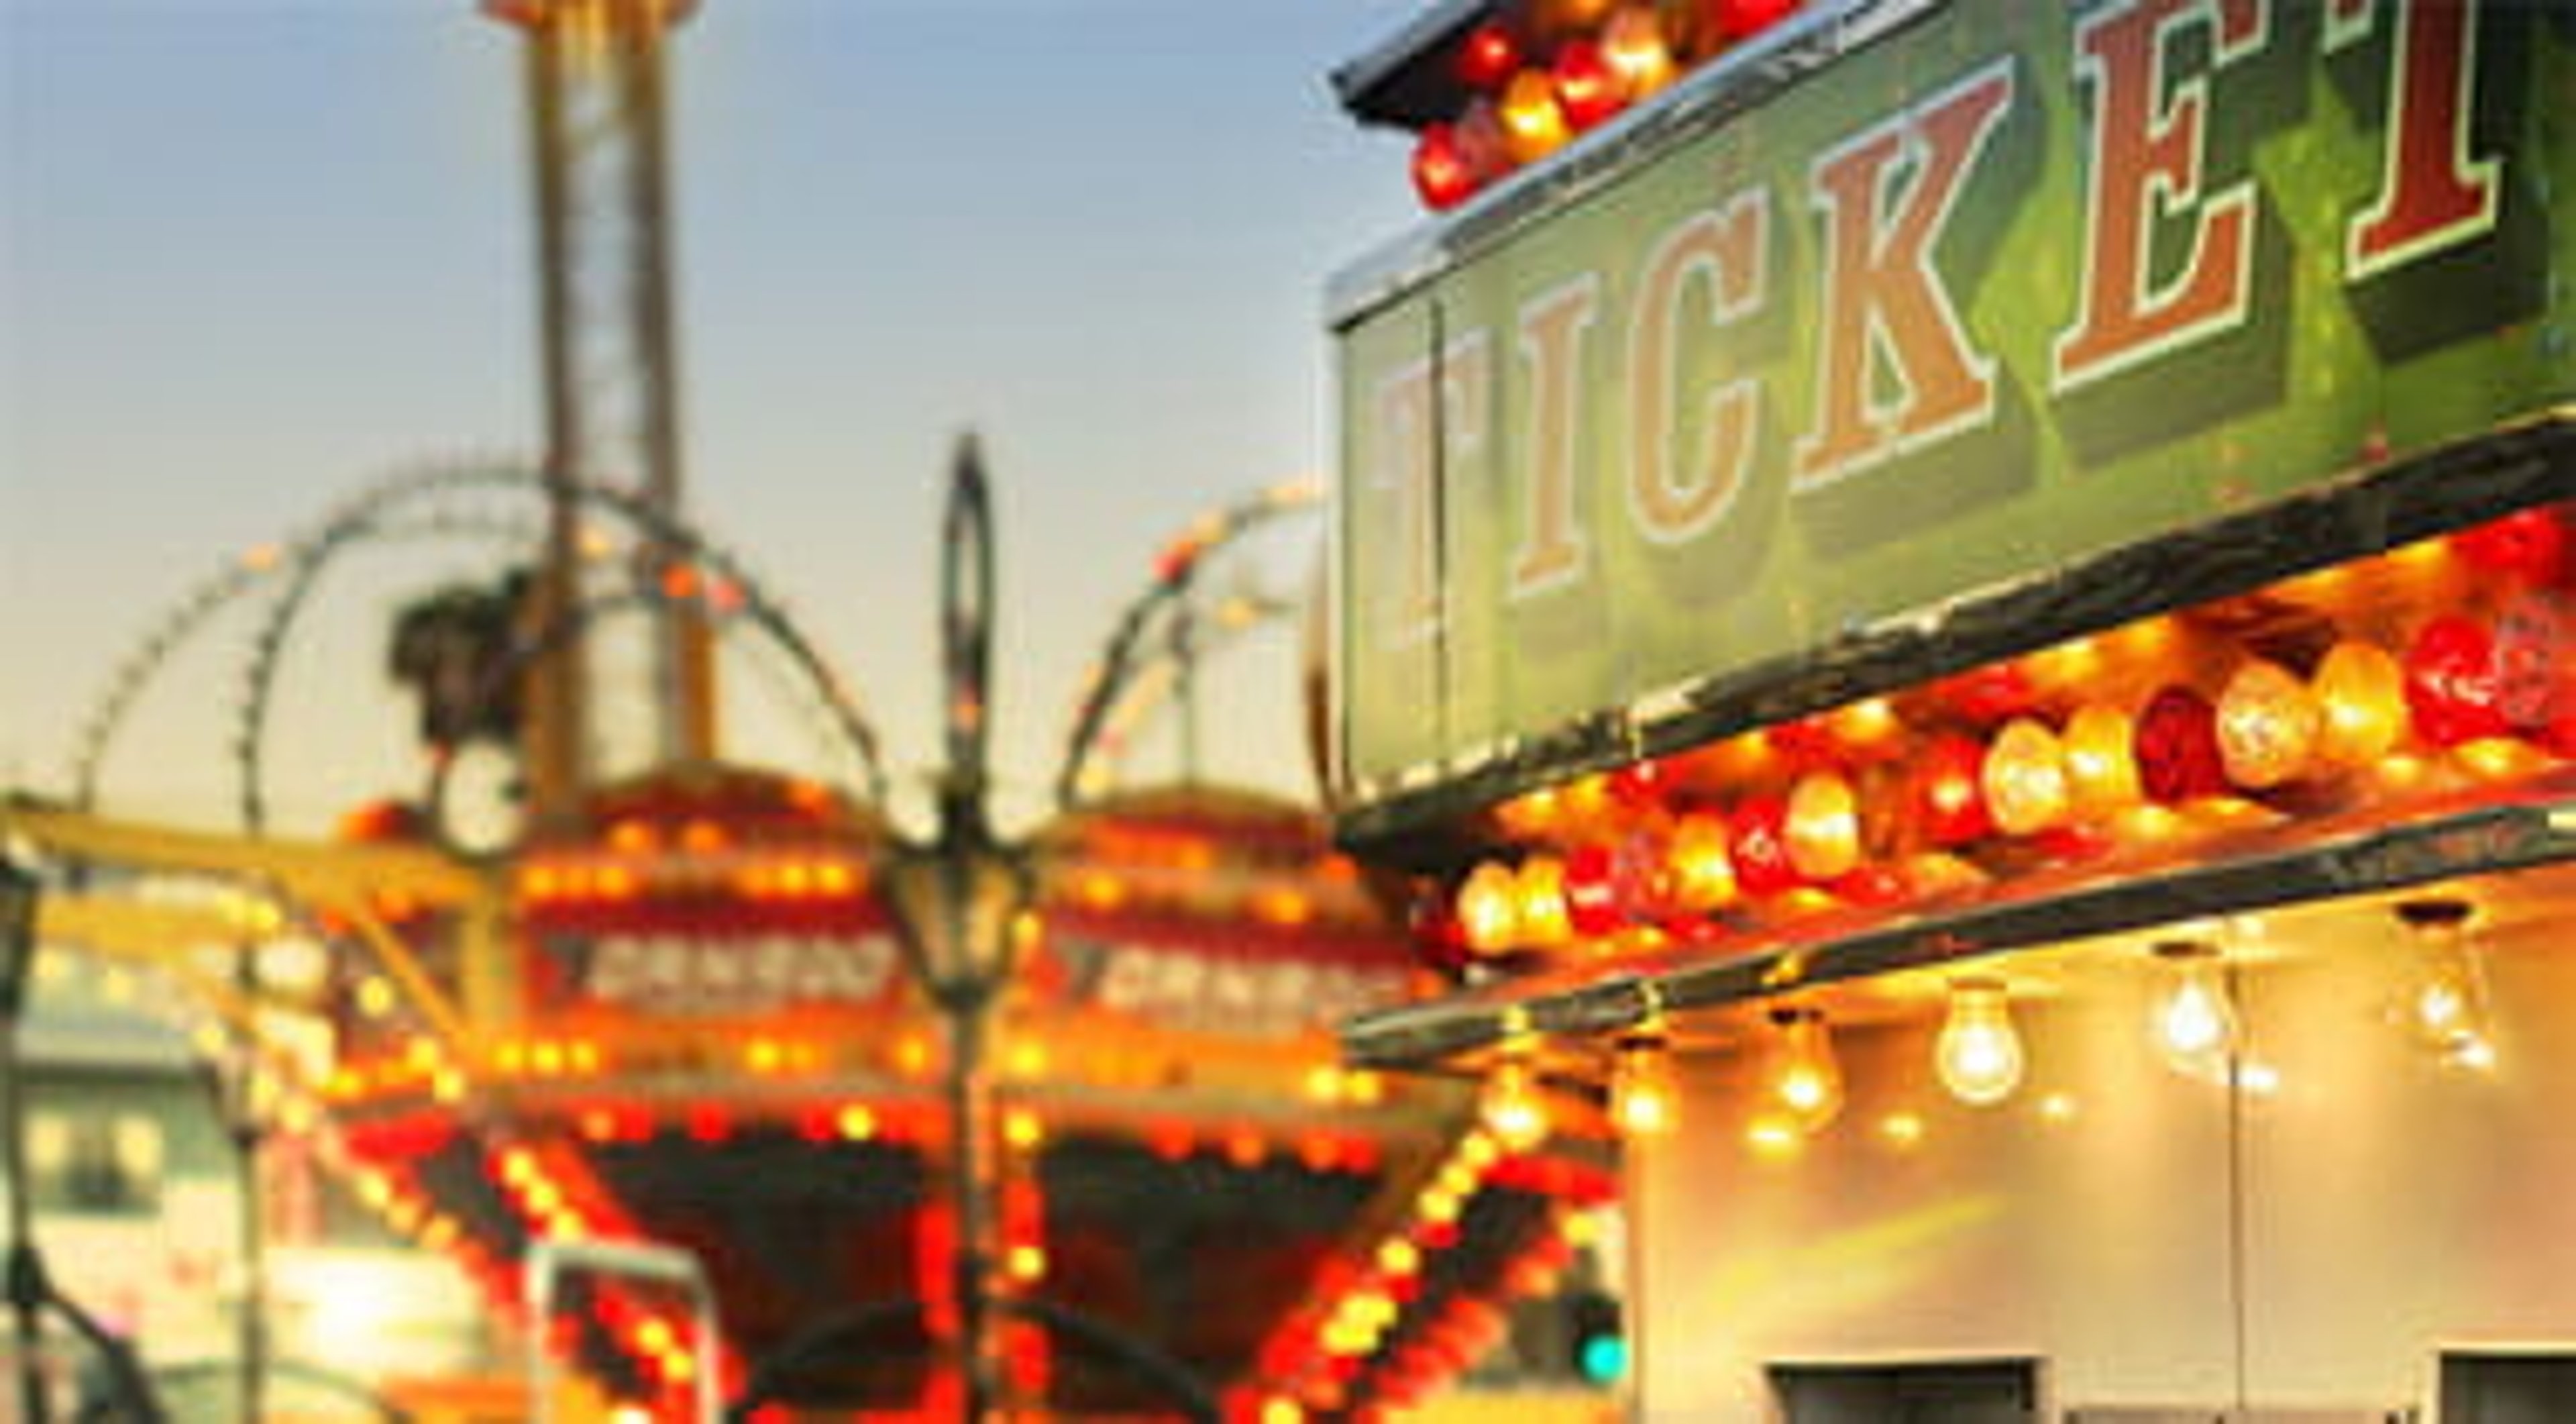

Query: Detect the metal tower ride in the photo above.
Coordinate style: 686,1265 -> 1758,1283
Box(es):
487,0 -> 716,813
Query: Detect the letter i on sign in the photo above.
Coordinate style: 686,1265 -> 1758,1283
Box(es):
2330,0 -> 2501,282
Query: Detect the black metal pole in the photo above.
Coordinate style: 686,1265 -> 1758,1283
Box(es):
4,858 -> 51,1423
221,1065 -> 266,1424
936,438 -> 1005,1420
939,957 -> 999,1421
221,942 -> 267,1424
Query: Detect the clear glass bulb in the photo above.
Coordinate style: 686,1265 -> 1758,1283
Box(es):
2151,942 -> 2237,1073
2396,899 -> 2494,1070
1935,978 -> 2025,1106
1766,1008 -> 1844,1133
1611,1038 -> 1680,1138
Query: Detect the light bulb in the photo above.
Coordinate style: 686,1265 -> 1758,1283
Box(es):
1765,1007 -> 1844,1133
2312,639 -> 2408,768
2216,658 -> 2321,789
1456,861 -> 1521,954
1611,1036 -> 1680,1138
1668,811 -> 1737,910
1499,68 -> 1572,165
1601,5 -> 1675,97
1515,856 -> 1575,949
1483,1059 -> 1551,1150
2395,898 -> 2494,1069
2063,704 -> 2143,813
1982,717 -> 2071,835
2151,941 -> 2237,1072
1784,770 -> 1862,881
1935,978 -> 2025,1106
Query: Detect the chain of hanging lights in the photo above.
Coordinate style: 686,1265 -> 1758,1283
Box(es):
1244,1107 -> 1616,1419
1430,508 -> 2571,969
1408,0 -> 1809,211
1464,887 -> 2504,1177
1405,505 -> 2566,1160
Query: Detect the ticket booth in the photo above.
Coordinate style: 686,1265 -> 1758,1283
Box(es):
1322,1 -> 2576,1418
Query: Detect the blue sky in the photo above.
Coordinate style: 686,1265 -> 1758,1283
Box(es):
2,0 -> 1421,829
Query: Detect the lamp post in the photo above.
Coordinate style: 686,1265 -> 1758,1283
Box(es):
711,440 -> 1216,1422
872,437 -> 1030,1420
845,438 -> 1221,1424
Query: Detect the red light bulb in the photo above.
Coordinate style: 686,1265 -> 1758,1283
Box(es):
1411,123 -> 1479,211
1551,38 -> 1625,130
1707,0 -> 1801,43
1409,885 -> 1473,973
2133,686 -> 2230,802
2495,590 -> 2575,733
1936,661 -> 2038,724
1835,864 -> 1909,907
1765,717 -> 1839,771
2404,615 -> 2506,746
1727,795 -> 1799,896
1562,842 -> 1624,937
1913,733 -> 1993,847
2451,506 -> 2569,587
1454,98 -> 1515,182
1456,21 -> 1523,91
1608,757 -> 1669,807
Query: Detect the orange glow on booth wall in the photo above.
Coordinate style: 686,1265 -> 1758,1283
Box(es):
1628,905 -> 2576,1414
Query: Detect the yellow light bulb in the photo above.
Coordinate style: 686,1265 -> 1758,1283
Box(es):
1826,695 -> 1902,753
1377,1238 -> 1422,1276
1611,1037 -> 1680,1138
1765,1008 -> 1843,1133
1482,1059 -> 1551,1150
2216,658 -> 2321,789
1495,786 -> 1564,837
2151,942 -> 2237,1072
2312,640 -> 2407,768
2063,704 -> 2143,813
1934,978 -> 2025,1106
1667,812 -> 1737,910
1983,717 -> 2072,835
2394,899 -> 2494,1068
1499,68 -> 1572,165
1784,770 -> 1862,880
1456,861 -> 1523,954
1601,5 -> 1675,97
837,1104 -> 877,1141
1515,856 -> 1574,949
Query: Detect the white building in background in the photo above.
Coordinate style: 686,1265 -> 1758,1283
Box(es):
8,948 -> 493,1419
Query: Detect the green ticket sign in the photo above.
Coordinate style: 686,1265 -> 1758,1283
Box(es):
1332,0 -> 2576,819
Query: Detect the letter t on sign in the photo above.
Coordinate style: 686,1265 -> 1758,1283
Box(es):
1368,332 -> 1491,648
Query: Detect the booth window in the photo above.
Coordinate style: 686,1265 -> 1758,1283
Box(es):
27,1108 -> 166,1215
1770,1359 -> 2037,1424
2443,1352 -> 2576,1424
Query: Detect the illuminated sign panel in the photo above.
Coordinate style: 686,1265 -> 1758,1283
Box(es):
526,887 -> 904,1017
1073,935 -> 1415,1038
541,929 -> 902,1016
1332,0 -> 2575,812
